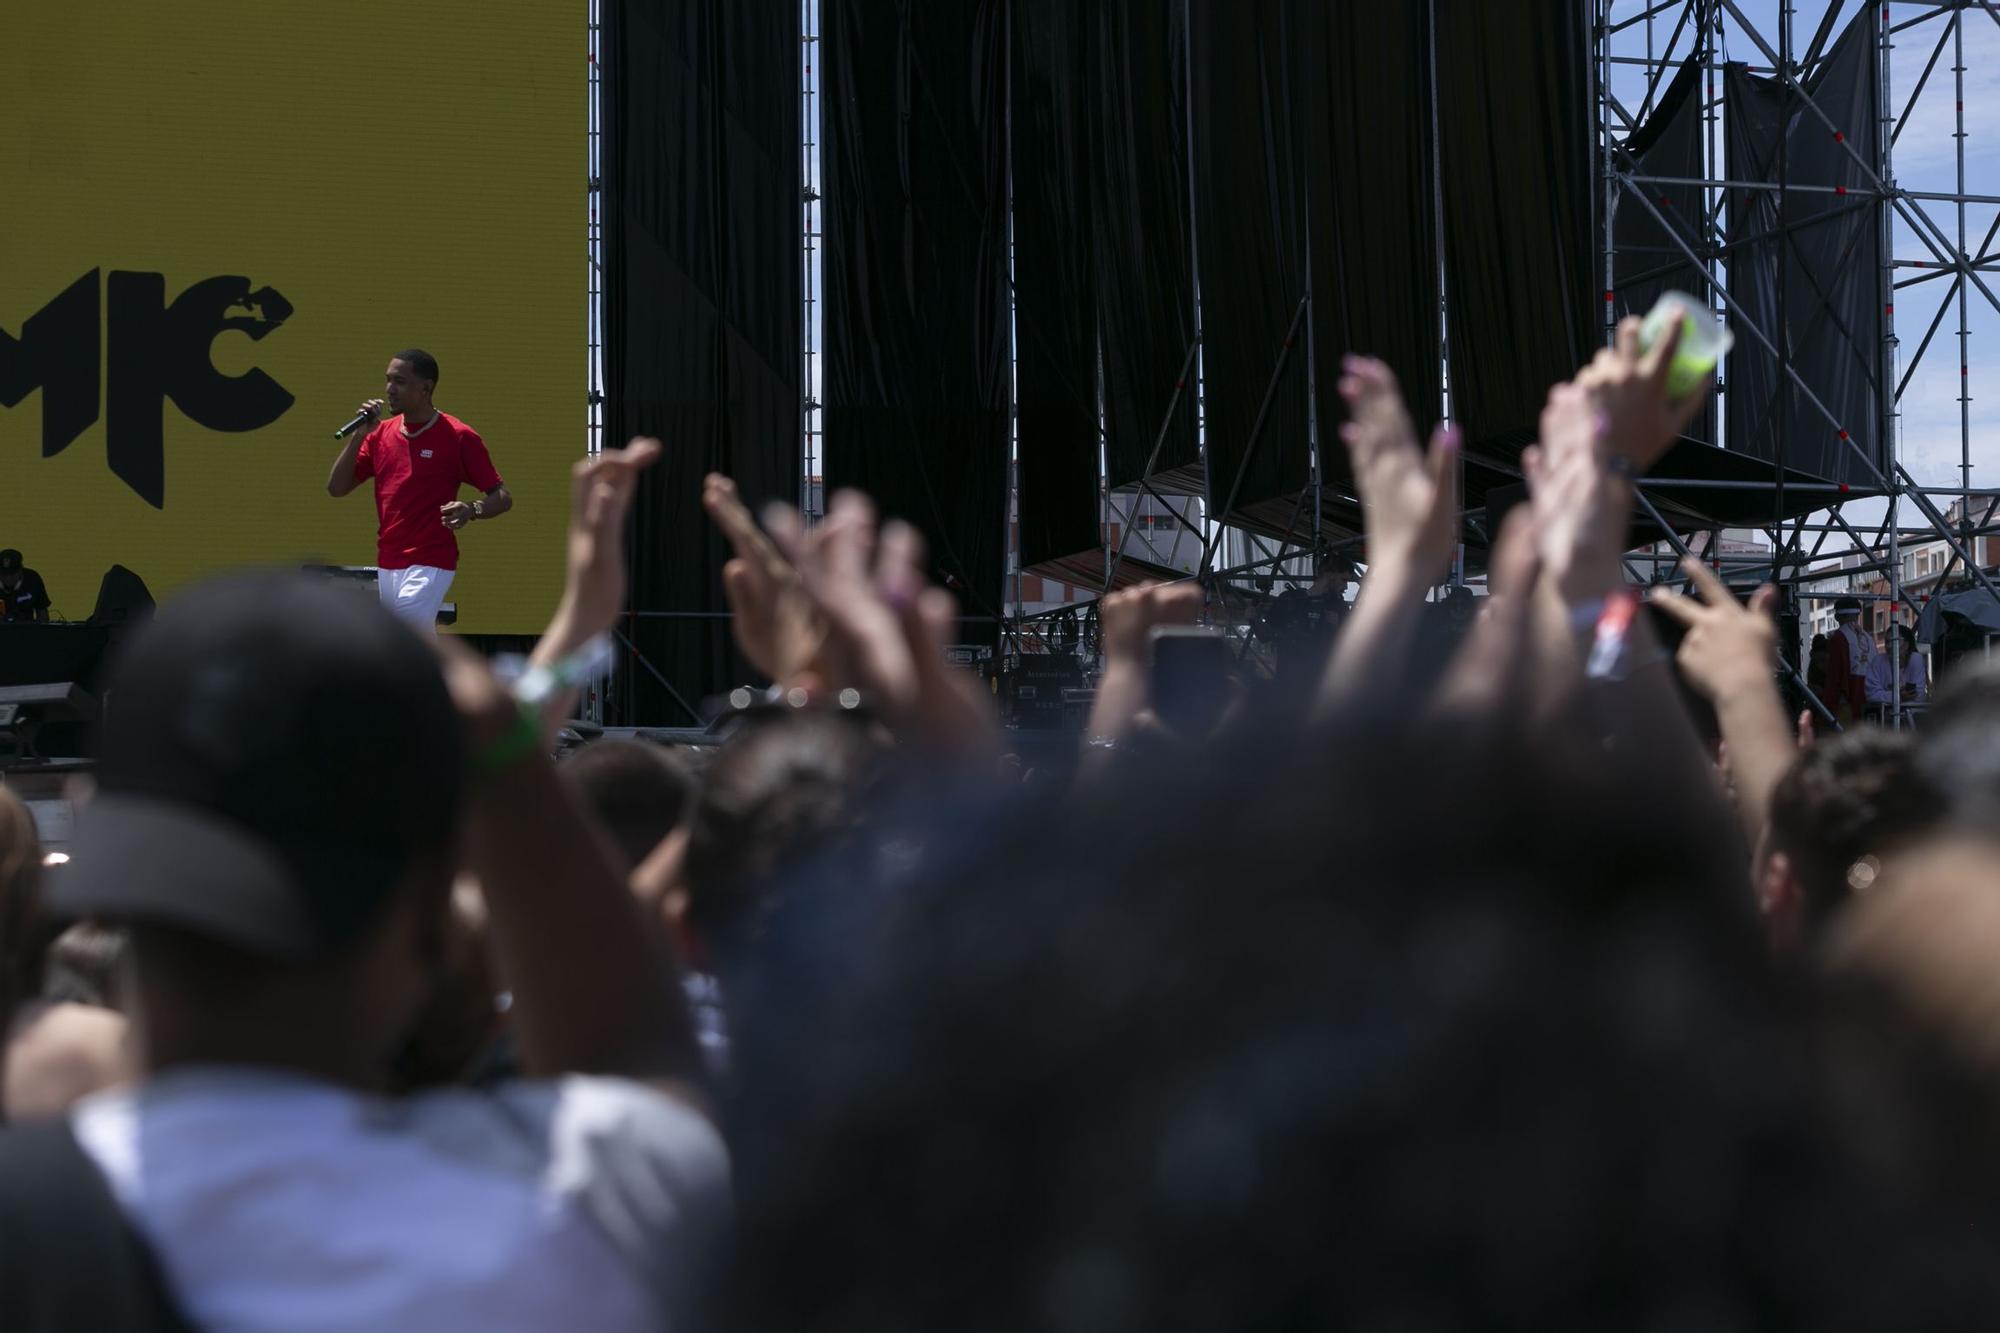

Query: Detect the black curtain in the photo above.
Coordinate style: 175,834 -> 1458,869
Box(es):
1436,0 -> 1597,474
1012,0 -> 1101,569
1091,0 -> 1197,490
1312,1 -> 1443,487
823,0 -> 1010,629
1723,11 -> 1883,485
1614,53 -> 1716,447
1189,0 -> 1318,521
604,0 -> 800,723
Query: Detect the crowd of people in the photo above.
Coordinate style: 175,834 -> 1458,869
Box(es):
6,317 -> 2000,1328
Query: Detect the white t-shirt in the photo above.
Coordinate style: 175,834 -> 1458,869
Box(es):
1837,621 -> 1874,677
71,1067 -> 730,1333
1865,650 -> 1927,705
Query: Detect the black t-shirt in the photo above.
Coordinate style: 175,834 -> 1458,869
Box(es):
0,569 -> 51,622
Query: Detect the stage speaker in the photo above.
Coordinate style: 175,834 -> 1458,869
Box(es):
1006,655 -> 1085,730
90,565 -> 155,628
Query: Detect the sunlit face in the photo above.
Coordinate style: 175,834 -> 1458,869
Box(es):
384,359 -> 433,417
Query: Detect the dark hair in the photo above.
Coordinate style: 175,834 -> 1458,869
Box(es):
393,348 -> 439,389
718,714 -> 2000,1329
1767,730 -> 1937,929
683,710 -> 886,936
559,739 -> 698,874
1916,659 -> 2000,831
41,923 -> 129,1009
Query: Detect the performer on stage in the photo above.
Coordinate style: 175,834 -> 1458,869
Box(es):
0,549 -> 51,623
325,349 -> 511,629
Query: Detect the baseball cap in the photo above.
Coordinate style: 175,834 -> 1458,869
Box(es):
51,572 -> 464,958
0,549 -> 21,571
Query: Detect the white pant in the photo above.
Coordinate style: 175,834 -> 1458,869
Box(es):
378,564 -> 455,631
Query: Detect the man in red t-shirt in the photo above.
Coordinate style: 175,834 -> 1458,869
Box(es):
326,349 -> 512,629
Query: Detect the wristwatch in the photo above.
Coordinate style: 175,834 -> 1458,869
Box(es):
471,500 -> 485,521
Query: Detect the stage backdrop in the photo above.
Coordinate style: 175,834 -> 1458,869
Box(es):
0,2 -> 577,633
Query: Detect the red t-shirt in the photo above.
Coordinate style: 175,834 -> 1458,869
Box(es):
353,412 -> 504,571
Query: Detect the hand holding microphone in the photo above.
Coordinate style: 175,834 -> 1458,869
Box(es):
334,398 -> 387,440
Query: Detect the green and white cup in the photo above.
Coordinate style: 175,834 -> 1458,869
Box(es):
1639,291 -> 1733,398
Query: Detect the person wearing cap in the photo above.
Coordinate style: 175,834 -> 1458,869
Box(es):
2,444 -> 722,1328
0,549 -> 51,623
1821,596 -> 1872,727
325,349 -> 512,630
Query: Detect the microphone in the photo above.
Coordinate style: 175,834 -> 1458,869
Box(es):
333,409 -> 377,440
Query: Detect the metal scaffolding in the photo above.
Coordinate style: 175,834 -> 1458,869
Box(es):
1598,0 -> 2000,728
590,2 -> 1996,721
586,0 -> 606,724
1035,0 -> 2000,718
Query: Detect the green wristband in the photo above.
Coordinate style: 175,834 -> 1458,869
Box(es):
471,705 -> 543,779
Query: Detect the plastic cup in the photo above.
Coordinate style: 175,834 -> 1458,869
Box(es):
1639,291 -> 1733,398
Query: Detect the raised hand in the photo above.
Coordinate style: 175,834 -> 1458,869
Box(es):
561,438 -> 662,637
1522,382 -> 1630,604
528,438 -> 662,688
1336,356 -> 1459,585
1313,356 -> 1460,716
1649,556 -> 1793,847
1085,581 -> 1204,748
768,491 -> 913,707
1575,315 -> 1711,474
1647,557 -> 1779,704
766,491 -> 999,759
703,473 -> 821,684
1099,581 -> 1203,672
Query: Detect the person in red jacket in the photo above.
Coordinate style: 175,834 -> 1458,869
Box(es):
1821,597 -> 1872,727
325,349 -> 513,630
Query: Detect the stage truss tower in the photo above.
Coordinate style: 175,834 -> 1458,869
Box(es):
1596,0 -> 2000,726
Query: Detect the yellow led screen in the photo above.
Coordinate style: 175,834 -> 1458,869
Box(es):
1,3 -> 579,633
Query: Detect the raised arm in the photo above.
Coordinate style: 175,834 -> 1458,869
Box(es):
703,472 -> 824,685
326,398 -> 382,497
764,491 -> 1002,763
1519,314 -> 1712,717
440,437 -> 701,1100
525,438 -> 662,730
1650,560 -> 1794,850
1312,357 -> 1460,719
439,639 -> 705,1099
1082,581 -> 1203,758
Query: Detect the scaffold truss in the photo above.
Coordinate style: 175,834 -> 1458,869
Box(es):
1599,0 -> 2000,727
1017,0 -> 2000,729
